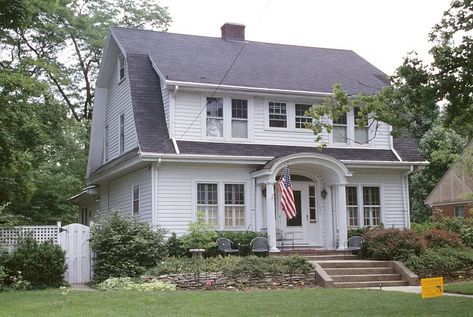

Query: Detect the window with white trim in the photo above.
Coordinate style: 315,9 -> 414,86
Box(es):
309,185 -> 317,222
224,184 -> 245,227
346,186 -> 358,227
354,107 -> 369,144
333,113 -> 347,143
197,183 -> 218,225
231,99 -> 248,138
269,102 -> 287,128
132,185 -> 140,214
206,97 -> 224,137
119,114 -> 125,153
363,187 -> 380,226
454,205 -> 465,218
104,125 -> 109,162
118,54 -> 125,81
295,104 -> 312,129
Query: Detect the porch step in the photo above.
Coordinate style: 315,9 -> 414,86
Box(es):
317,260 -> 392,268
304,254 -> 359,261
333,280 -> 409,288
324,267 -> 394,275
331,273 -> 402,282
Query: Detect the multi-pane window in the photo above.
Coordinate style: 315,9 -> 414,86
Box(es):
197,183 -> 218,225
309,186 -> 317,222
132,185 -> 140,214
231,99 -> 248,138
104,125 -> 109,162
206,97 -> 224,137
295,104 -> 312,129
119,114 -> 125,153
454,205 -> 465,218
354,107 -> 369,144
269,102 -> 287,128
119,55 -> 125,81
224,184 -> 245,227
333,113 -> 347,143
363,187 -> 381,226
346,186 -> 358,227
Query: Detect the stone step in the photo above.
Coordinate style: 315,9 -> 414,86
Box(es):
331,274 -> 402,282
317,260 -> 392,269
324,267 -> 394,275
304,254 -> 360,261
333,280 -> 409,288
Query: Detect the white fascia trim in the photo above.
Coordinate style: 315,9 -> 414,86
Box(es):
391,147 -> 403,162
428,200 -> 472,207
140,152 -> 273,164
171,138 -> 180,154
87,156 -> 143,184
342,160 -> 429,166
164,80 -> 333,97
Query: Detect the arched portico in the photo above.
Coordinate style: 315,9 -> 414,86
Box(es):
251,153 -> 352,252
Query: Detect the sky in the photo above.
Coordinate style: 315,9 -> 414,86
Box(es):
158,0 -> 452,75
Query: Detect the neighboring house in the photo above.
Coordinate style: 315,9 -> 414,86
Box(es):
70,23 -> 426,252
425,141 -> 473,218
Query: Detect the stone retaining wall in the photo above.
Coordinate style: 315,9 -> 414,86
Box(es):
142,272 -> 317,290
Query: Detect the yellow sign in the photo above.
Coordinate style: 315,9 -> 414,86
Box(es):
421,277 -> 444,299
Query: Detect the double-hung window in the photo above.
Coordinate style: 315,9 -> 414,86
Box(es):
104,125 -> 109,162
346,187 -> 359,227
206,97 -> 224,137
118,55 -> 126,81
231,99 -> 248,138
197,183 -> 218,225
224,184 -> 245,228
333,113 -> 347,143
269,102 -> 287,128
354,107 -> 369,144
119,114 -> 125,153
295,104 -> 312,129
363,187 -> 381,226
132,185 -> 140,214
454,205 -> 465,218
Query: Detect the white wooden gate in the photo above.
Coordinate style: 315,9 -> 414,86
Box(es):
58,223 -> 91,284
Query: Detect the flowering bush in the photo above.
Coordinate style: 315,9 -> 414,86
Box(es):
422,228 -> 464,249
96,277 -> 175,291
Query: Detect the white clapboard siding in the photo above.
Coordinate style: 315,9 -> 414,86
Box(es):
105,58 -> 137,160
348,170 -> 407,228
157,163 -> 256,235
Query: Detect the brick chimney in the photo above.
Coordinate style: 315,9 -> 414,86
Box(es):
221,23 -> 245,41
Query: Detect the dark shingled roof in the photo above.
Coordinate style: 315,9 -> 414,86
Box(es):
393,136 -> 424,162
177,141 -> 400,162
112,27 -> 388,95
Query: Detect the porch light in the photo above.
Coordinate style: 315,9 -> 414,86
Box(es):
321,188 -> 327,199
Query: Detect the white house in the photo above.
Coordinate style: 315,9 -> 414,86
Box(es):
71,23 -> 427,252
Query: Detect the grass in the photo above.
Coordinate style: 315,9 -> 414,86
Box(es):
1,288 -> 473,317
445,281 -> 473,295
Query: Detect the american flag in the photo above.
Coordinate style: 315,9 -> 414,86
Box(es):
278,165 -> 296,219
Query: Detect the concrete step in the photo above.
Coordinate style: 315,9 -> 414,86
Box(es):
333,280 -> 409,288
331,274 -> 402,282
317,260 -> 392,268
324,267 -> 394,275
304,254 -> 360,261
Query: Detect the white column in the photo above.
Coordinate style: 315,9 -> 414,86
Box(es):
325,186 -> 334,249
266,181 -> 279,253
337,183 -> 348,250
255,184 -> 263,231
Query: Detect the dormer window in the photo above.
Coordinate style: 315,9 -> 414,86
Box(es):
231,99 -> 248,138
206,97 -> 224,137
118,54 -> 126,81
269,102 -> 287,128
295,104 -> 312,129
333,113 -> 347,143
354,107 -> 368,144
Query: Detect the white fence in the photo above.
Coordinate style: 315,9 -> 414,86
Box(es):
0,222 -> 92,284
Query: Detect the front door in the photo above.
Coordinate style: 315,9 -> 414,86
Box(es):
279,182 -> 320,246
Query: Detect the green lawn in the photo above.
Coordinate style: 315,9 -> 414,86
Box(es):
0,288 -> 472,317
445,281 -> 473,295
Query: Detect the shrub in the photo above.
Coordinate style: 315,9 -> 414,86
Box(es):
148,255 -> 312,277
0,265 -> 6,288
405,248 -> 473,278
164,232 -> 188,258
3,238 -> 66,288
348,227 -> 371,238
96,277 -> 175,291
423,228 -> 464,249
180,214 -> 217,251
410,222 -> 436,234
90,214 -> 167,283
361,228 -> 426,261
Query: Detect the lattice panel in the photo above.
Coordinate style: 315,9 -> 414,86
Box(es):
0,226 -> 59,246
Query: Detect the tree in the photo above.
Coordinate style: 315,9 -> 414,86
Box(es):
429,0 -> 473,137
1,0 -> 171,121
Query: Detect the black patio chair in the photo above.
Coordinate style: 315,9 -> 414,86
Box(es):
216,237 -> 239,256
276,228 -> 294,251
344,236 -> 365,254
250,237 -> 269,256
